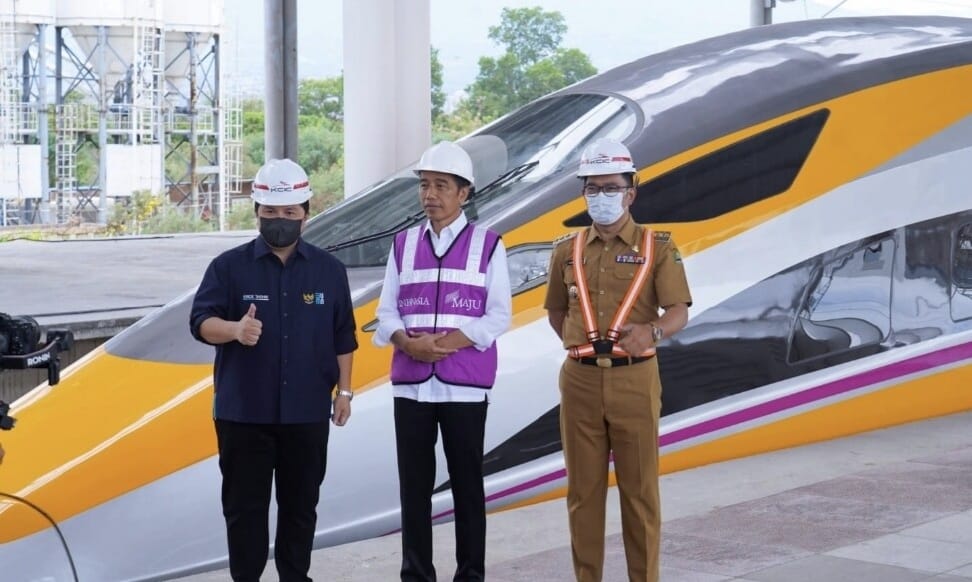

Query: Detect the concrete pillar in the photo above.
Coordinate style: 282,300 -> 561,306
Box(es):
394,0 -> 431,177
264,0 -> 283,161
751,0 -> 774,26
343,0 -> 395,196
264,0 -> 298,162
343,0 -> 430,196
283,0 -> 298,160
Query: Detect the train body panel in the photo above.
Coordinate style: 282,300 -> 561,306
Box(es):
2,16 -> 972,581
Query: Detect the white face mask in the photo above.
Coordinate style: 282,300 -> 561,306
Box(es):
585,193 -> 626,225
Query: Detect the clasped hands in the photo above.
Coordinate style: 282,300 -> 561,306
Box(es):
399,330 -> 460,363
617,323 -> 656,355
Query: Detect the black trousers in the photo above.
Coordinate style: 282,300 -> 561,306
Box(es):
394,397 -> 489,582
214,419 -> 330,582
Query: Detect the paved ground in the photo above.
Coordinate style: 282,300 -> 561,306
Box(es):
0,232 -> 252,337
175,411 -> 972,582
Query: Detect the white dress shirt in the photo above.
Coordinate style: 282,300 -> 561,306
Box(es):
373,212 -> 513,403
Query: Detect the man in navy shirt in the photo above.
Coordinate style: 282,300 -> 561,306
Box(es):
190,158 -> 358,582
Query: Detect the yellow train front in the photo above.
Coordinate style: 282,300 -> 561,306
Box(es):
3,15 -> 972,581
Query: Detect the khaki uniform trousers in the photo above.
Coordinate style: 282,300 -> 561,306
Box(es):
559,356 -> 662,582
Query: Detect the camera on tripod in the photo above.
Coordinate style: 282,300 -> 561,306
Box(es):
0,312 -> 74,387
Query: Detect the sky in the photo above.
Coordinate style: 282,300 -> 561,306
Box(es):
223,0 -> 972,97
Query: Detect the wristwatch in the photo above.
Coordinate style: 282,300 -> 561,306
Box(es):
336,389 -> 354,401
650,323 -> 664,343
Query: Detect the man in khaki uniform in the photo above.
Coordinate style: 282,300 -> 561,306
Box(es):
544,138 -> 692,582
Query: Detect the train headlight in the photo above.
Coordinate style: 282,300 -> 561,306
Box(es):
507,243 -> 553,295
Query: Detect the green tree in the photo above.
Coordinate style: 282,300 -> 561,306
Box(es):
298,76 -> 344,121
298,124 -> 343,176
242,132 -> 265,178
520,48 -> 597,104
464,6 -> 596,121
241,98 -> 265,135
433,106 -> 487,142
488,6 -> 566,64
462,52 -> 520,120
308,159 -> 345,215
241,98 -> 266,179
431,47 -> 445,121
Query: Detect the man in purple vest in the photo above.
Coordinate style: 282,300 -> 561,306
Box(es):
373,141 -> 512,582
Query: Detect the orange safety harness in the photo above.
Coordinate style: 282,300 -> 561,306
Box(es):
567,226 -> 656,367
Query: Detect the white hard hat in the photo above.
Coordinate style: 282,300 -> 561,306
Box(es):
577,138 -> 637,177
414,141 -> 475,186
251,158 -> 312,205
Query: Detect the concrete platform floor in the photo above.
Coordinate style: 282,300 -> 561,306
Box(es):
0,232 -> 252,335
174,411 -> 972,582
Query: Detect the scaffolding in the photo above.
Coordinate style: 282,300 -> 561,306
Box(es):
127,20 -> 164,216
0,2 -> 235,230
0,9 -> 17,144
131,21 -> 163,144
217,81 -> 242,231
164,31 -> 219,216
162,28 -> 244,231
52,20 -> 167,223
0,7 -> 18,225
222,90 -> 242,195
54,102 -> 78,224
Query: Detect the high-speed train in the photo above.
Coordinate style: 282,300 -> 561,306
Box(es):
3,15 -> 972,581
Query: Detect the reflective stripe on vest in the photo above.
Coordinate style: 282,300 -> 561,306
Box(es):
399,226 -> 489,287
567,226 -> 656,359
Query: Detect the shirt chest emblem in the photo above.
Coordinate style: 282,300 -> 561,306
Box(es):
303,291 -> 325,305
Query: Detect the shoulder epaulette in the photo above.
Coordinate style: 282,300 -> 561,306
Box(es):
553,232 -> 578,246
653,230 -> 672,242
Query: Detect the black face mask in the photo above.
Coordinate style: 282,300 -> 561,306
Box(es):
259,217 -> 302,248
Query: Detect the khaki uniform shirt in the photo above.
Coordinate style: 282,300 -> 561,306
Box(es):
544,216 -> 692,349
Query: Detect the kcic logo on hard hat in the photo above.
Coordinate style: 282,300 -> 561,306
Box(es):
254,180 -> 310,193
584,154 -> 632,165
269,180 -> 295,192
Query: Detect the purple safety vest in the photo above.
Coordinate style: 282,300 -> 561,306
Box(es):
390,222 -> 500,388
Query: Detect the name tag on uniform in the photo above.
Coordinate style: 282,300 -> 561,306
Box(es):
242,294 -> 270,301
616,255 -> 646,264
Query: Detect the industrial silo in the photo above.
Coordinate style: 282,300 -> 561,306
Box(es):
162,0 -> 241,228
54,0 -> 165,224
0,0 -> 54,226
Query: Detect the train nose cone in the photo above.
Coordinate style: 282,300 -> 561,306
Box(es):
0,339 -> 221,581
1,402 -> 82,582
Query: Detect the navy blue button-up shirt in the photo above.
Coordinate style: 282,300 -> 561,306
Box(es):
190,237 -> 358,424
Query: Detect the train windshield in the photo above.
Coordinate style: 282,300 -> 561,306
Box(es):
302,93 -> 635,267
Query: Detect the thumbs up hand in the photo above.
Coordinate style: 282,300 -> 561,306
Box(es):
237,303 -> 262,346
